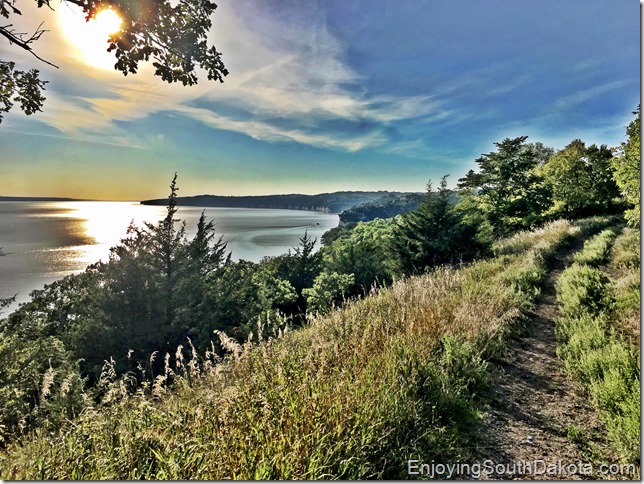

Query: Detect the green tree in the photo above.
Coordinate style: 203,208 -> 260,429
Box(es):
172,211 -> 229,345
303,272 -> 355,315
612,107 -> 641,227
527,141 -> 555,166
93,222 -> 165,365
258,232 -> 322,322
457,136 -> 552,235
321,218 -> 397,295
145,174 -> 187,334
393,176 -> 487,275
1,0 -> 228,122
540,139 -> 618,217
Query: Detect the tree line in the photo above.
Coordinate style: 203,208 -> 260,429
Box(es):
0,108 -> 639,443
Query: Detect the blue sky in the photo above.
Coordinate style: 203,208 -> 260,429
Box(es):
0,0 -> 639,200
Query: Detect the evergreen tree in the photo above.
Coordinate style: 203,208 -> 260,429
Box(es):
290,231 -> 321,295
393,176 -> 484,275
173,211 -> 229,345
145,173 -> 186,333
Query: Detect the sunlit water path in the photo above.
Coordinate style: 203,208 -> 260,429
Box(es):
0,201 -> 338,313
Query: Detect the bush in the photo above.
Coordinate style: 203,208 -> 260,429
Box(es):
610,228 -> 640,270
303,272 -> 355,315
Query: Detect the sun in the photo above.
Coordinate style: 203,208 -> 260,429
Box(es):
94,8 -> 123,36
58,6 -> 123,70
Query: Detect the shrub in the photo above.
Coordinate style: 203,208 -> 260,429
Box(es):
303,272 -> 355,315
610,228 -> 640,270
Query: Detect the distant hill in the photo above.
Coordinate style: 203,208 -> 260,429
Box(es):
140,191 -> 411,214
338,192 -> 424,224
338,190 -> 463,224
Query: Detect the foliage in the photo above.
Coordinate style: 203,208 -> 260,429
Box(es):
540,139 -> 619,217
303,271 -> 354,315
321,218 -> 397,295
0,61 -> 47,123
572,228 -> 619,267
393,176 -> 489,275
0,218 -> 577,479
556,264 -> 614,318
258,232 -> 322,321
457,136 -> 553,235
612,107 -> 641,227
610,227 -> 640,270
609,228 -> 641,347
320,223 -> 356,246
0,0 -> 228,122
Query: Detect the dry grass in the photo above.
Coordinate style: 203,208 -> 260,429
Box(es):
0,218 -> 592,479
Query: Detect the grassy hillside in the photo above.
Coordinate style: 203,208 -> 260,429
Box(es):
0,219 -> 613,479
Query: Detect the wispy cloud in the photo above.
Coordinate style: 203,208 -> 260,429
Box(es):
553,80 -> 632,111
0,128 -> 145,149
4,0 -> 636,162
6,0 -> 453,154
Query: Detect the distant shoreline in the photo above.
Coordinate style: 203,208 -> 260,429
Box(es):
140,191 -> 410,214
1,191 -> 420,216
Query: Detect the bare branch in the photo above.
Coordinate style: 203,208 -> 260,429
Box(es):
0,22 -> 58,68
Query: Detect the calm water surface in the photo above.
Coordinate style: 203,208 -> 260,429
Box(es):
0,201 -> 338,312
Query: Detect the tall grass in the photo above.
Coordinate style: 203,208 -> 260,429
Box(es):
555,226 -> 640,465
0,219 -> 594,479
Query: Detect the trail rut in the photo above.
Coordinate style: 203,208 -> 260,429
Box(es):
474,240 -> 620,480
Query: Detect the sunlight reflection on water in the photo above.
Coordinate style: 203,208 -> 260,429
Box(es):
0,201 -> 338,312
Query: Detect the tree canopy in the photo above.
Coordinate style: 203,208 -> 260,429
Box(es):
540,139 -> 618,218
457,137 -> 551,235
612,107 -> 641,227
0,0 -> 228,122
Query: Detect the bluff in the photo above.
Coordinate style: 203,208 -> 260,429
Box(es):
140,191 -> 410,214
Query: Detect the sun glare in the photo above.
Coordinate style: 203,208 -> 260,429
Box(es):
58,6 -> 123,70
94,8 -> 122,36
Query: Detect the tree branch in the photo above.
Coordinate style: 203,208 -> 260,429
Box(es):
0,22 -> 58,68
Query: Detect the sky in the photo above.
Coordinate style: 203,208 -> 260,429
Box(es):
0,0 -> 640,200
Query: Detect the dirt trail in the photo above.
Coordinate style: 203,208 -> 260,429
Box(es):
475,239 -> 617,480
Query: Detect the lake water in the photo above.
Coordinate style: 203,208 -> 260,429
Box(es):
0,201 -> 339,312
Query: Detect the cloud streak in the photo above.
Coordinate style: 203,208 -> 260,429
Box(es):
5,0 -> 455,155
3,0 -> 638,168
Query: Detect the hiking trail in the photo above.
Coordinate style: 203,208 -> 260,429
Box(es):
475,238 -> 620,480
